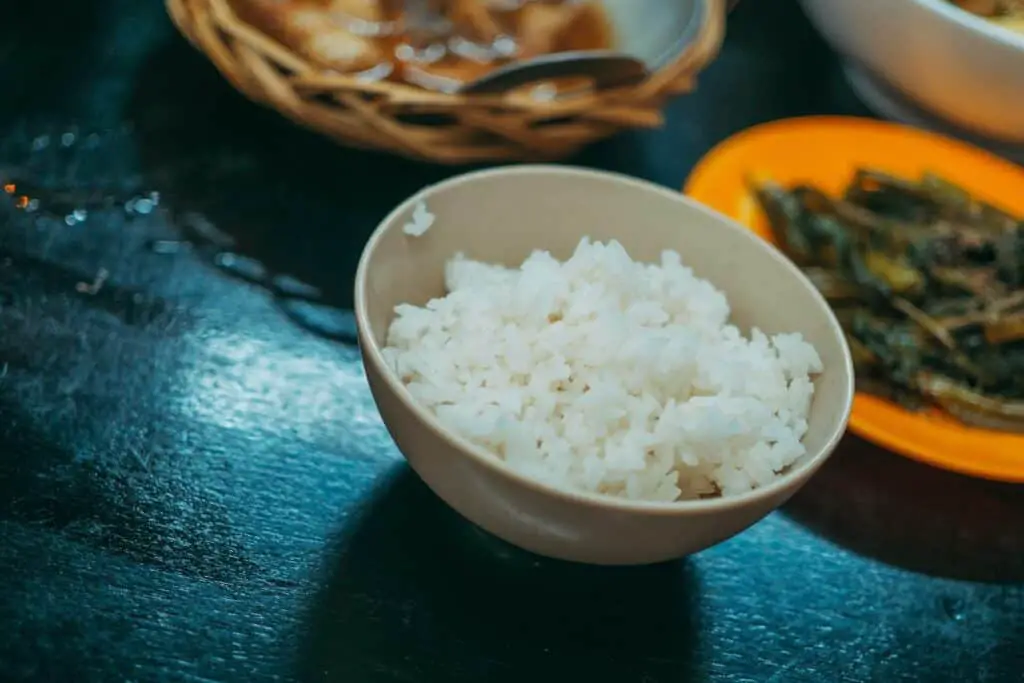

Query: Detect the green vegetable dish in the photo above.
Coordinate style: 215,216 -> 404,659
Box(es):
752,169 -> 1024,433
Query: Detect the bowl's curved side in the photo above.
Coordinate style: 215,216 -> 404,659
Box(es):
600,0 -> 701,70
798,0 -> 1024,142
363,344 -> 807,565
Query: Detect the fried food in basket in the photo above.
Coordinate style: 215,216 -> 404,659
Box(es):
230,0 -> 612,91
234,0 -> 385,72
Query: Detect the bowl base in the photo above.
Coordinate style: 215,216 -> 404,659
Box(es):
842,62 -> 1024,166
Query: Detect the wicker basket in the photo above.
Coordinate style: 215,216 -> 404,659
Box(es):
166,0 -> 728,163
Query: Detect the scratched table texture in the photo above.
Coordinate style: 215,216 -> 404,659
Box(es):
1,1 -> 1023,682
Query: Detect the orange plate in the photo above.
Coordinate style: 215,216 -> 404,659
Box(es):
685,116 -> 1024,483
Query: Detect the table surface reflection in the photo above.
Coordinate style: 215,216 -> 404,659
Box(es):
0,1 -> 1022,681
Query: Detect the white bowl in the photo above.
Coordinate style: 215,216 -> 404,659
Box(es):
355,166 -> 854,565
798,0 -> 1024,143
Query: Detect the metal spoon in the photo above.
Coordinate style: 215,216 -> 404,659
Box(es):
399,0 -> 650,96
456,50 -> 649,95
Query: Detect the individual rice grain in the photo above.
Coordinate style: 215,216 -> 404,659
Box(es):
402,201 -> 436,236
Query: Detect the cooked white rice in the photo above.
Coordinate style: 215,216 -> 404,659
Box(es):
382,237 -> 823,502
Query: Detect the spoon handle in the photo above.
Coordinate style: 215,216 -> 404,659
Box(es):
459,52 -> 648,95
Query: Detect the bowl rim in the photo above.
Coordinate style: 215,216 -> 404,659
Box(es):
914,0 -> 1024,51
354,165 -> 855,515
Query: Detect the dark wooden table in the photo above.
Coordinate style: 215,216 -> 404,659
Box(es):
2,1 -> 1023,681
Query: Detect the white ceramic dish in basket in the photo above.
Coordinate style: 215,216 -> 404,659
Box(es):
798,0 -> 1024,143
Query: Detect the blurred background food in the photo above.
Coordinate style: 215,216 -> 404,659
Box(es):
169,0 -> 724,162
950,0 -> 1024,35
798,0 -> 1024,145
230,0 -> 614,93
685,115 -> 1024,481
752,168 -> 1024,433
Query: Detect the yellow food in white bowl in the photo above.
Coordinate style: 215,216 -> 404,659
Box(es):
798,0 -> 1024,143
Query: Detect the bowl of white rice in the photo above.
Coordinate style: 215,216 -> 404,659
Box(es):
355,165 -> 854,565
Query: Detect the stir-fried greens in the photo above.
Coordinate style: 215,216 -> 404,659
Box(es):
751,169 -> 1024,433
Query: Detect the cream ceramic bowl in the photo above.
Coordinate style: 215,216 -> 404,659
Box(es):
798,0 -> 1024,143
355,166 -> 854,565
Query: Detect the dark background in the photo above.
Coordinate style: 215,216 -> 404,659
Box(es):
1,1 -> 1022,681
